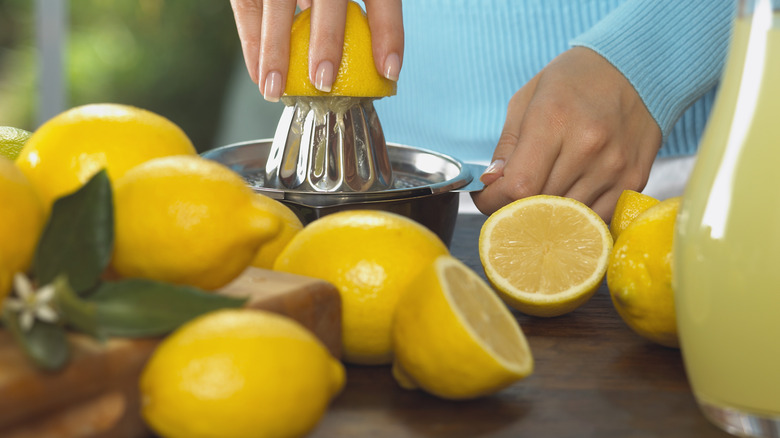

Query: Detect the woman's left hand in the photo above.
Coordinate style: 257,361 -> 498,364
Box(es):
472,47 -> 663,221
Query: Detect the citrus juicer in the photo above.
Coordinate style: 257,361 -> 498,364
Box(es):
204,98 -> 485,245
266,96 -> 393,193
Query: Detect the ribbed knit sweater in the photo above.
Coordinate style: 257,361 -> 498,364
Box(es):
375,0 -> 735,164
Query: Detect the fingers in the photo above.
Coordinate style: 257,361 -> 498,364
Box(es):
308,0 -> 349,92
258,0 -> 297,102
479,74 -> 540,185
230,0 -> 264,85
473,82 -> 562,215
365,0 -> 404,80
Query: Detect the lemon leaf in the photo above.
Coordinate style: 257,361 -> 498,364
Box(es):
33,170 -> 113,294
1,306 -> 70,371
51,275 -> 101,340
88,279 -> 247,338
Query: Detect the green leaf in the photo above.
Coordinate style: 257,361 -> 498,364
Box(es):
2,307 -> 70,372
33,170 -> 114,294
51,275 -> 101,340
89,279 -> 246,338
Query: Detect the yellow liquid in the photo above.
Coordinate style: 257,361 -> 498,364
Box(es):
674,15 -> 780,415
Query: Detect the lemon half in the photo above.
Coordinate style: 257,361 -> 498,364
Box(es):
285,1 -> 396,97
479,195 -> 613,317
392,255 -> 533,400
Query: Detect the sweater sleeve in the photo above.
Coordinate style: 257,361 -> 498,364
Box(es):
570,0 -> 735,140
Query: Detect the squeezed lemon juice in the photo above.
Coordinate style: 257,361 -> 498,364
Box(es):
674,14 -> 780,418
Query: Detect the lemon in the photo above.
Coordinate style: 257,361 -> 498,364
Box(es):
0,126 -> 32,160
16,103 -> 196,209
249,195 -> 303,270
274,210 -> 449,365
0,158 -> 46,299
479,195 -> 613,317
392,255 -> 534,400
140,309 -> 345,438
609,190 -> 660,240
607,197 -> 680,348
112,156 -> 280,290
285,1 -> 396,97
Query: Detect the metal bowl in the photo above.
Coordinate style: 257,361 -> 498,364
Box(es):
202,140 -> 480,245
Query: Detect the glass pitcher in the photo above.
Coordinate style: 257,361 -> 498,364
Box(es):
673,0 -> 780,436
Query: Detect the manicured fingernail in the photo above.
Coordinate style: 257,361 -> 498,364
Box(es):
383,52 -> 400,81
314,60 -> 334,92
480,159 -> 505,183
263,71 -> 282,102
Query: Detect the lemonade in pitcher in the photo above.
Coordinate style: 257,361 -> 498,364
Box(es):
674,1 -> 780,436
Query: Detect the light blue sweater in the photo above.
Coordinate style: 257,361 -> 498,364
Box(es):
375,0 -> 735,164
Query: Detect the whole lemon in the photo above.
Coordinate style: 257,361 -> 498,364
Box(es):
112,156 -> 280,290
16,103 -> 196,209
607,197 -> 681,348
249,195 -> 303,270
285,1 -> 396,97
392,256 -> 534,400
0,158 -> 46,298
274,210 -> 449,365
140,309 -> 345,438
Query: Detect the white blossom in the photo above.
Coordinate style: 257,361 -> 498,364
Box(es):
4,273 -> 59,331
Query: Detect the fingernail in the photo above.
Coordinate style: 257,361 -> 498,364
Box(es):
263,71 -> 282,102
383,52 -> 400,81
314,60 -> 334,93
480,159 -> 505,183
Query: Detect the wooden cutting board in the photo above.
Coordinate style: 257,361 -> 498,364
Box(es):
0,267 -> 341,438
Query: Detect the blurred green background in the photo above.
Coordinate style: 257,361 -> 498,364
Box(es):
0,0 -> 283,152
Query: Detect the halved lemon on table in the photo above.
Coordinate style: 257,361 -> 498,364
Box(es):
479,195 -> 613,317
392,255 -> 533,400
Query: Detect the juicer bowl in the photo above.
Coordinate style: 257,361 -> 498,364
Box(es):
201,139 -> 478,245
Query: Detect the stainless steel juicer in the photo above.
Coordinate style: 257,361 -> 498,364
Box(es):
203,96 -> 484,245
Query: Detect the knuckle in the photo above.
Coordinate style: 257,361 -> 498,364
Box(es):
577,123 -> 610,156
497,130 -> 520,149
505,175 -> 537,201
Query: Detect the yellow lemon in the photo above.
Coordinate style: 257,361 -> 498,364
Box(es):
479,195 -> 613,317
285,1 -> 396,97
249,195 -> 303,270
0,126 -> 32,160
274,210 -> 449,365
112,156 -> 280,290
16,103 -> 196,209
609,190 -> 660,240
607,197 -> 681,348
392,255 -> 534,400
140,309 -> 345,438
0,158 -> 46,299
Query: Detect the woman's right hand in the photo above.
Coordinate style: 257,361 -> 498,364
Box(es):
229,0 -> 404,102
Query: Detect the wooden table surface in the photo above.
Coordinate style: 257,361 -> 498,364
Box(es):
309,213 -> 732,438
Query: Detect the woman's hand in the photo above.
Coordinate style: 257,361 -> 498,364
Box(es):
472,47 -> 663,221
229,0 -> 403,102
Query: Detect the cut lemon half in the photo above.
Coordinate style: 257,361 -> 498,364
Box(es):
609,190 -> 660,240
392,255 -> 533,400
479,195 -> 613,317
285,1 -> 396,97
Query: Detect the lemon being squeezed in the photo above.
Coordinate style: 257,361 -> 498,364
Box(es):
284,1 -> 396,99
